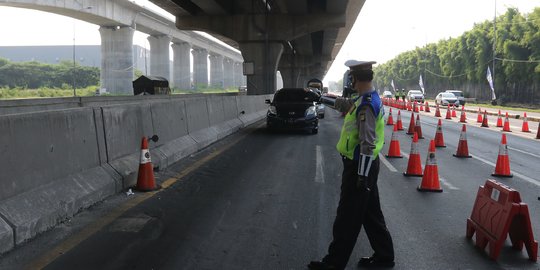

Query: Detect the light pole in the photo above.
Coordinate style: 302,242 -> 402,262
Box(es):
72,6 -> 92,96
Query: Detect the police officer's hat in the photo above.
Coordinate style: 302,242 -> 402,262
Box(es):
344,60 -> 376,71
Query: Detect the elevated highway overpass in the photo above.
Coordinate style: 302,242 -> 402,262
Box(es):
0,0 -> 245,93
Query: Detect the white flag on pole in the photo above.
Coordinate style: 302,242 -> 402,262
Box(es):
419,75 -> 425,94
486,67 -> 496,100
391,79 -> 395,92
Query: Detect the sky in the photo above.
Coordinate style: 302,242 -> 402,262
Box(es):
0,0 -> 539,86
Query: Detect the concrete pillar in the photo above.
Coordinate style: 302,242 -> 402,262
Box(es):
192,47 -> 208,89
147,35 -> 172,80
223,58 -> 234,89
239,41 -> 284,95
171,42 -> 191,90
279,67 -> 301,88
98,26 -> 134,95
209,54 -> 224,89
233,62 -> 243,88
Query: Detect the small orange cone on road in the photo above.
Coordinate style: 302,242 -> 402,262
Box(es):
414,114 -> 424,139
454,124 -> 472,158
396,110 -> 404,130
434,119 -> 446,148
417,140 -> 443,192
503,112 -> 511,132
459,106 -> 467,123
492,134 -> 513,178
387,108 -> 394,125
496,110 -> 503,127
414,101 -> 419,113
522,112 -> 530,132
404,133 -> 423,177
407,112 -> 416,135
425,101 -> 431,113
386,124 -> 403,158
420,102 -> 424,111
536,123 -> 540,139
477,108 -> 483,123
451,105 -> 457,118
407,102 -> 412,111
435,104 -> 441,117
481,110 -> 489,127
136,137 -> 159,191
445,104 -> 452,119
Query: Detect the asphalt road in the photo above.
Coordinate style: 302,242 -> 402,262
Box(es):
1,107 -> 540,270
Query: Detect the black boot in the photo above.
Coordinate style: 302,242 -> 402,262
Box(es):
357,256 -> 395,268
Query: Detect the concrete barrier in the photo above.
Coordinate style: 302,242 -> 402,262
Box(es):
0,108 -> 118,245
0,93 -> 271,254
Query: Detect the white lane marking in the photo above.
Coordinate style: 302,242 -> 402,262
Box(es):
379,154 -> 398,172
439,177 -> 460,190
508,146 -> 540,159
292,221 -> 298,230
315,145 -> 325,183
470,154 -> 540,187
401,151 -> 410,159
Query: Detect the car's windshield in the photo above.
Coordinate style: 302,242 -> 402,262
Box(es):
409,91 -> 422,95
273,89 -> 319,103
447,91 -> 463,97
442,93 -> 456,98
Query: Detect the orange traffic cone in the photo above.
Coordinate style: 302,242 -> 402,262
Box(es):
396,110 -> 404,131
417,140 -> 443,192
503,112 -> 511,132
496,110 -> 503,127
387,108 -> 394,125
492,134 -> 513,178
459,106 -> 467,123
522,112 -> 530,132
386,124 -> 403,158
434,119 -> 446,147
407,112 -> 416,135
454,124 -> 472,158
481,110 -> 489,127
435,104 -> 441,117
477,108 -> 483,123
136,137 -> 158,191
403,133 -> 423,177
414,114 -> 424,139
451,105 -> 457,118
445,104 -> 452,119
425,101 -> 431,112
407,102 -> 412,111
414,101 -> 420,113
536,123 -> 540,139
420,102 -> 424,111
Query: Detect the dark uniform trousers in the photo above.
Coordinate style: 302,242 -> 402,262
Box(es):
323,157 -> 394,269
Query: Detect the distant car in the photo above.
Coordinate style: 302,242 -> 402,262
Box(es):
382,91 -> 393,99
435,92 -> 460,107
407,90 -> 425,103
445,90 -> 465,105
266,88 -> 320,134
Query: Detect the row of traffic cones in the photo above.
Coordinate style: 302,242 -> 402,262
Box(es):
385,113 -> 515,192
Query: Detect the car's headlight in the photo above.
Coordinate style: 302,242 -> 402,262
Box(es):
268,106 -> 277,115
305,106 -> 317,117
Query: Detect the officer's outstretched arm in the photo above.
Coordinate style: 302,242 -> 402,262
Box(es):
332,97 -> 354,113
357,107 -> 377,178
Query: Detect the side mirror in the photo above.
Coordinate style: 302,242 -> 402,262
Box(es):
265,99 -> 271,104
148,134 -> 159,143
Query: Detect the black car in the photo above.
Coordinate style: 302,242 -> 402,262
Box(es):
265,88 -> 320,134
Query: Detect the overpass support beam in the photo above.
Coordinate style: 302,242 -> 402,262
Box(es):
279,67 -> 301,88
148,35 -> 172,81
223,58 -> 234,89
239,42 -> 283,95
192,47 -> 208,89
98,26 -> 134,95
209,54 -> 224,89
172,42 -> 191,90
233,62 -> 243,88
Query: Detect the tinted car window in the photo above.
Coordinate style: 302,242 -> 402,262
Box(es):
274,89 -> 319,103
449,91 -> 463,97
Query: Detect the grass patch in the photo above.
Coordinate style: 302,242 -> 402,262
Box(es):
0,86 -> 99,99
172,88 -> 240,95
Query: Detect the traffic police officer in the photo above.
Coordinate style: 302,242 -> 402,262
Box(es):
309,60 -> 395,270
400,89 -> 406,101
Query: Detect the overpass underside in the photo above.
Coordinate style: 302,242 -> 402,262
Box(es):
150,0 -> 365,94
